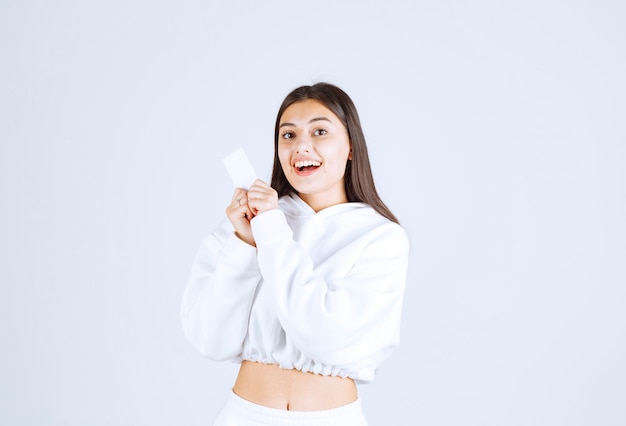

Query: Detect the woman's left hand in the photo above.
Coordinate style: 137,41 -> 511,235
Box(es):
247,179 -> 279,216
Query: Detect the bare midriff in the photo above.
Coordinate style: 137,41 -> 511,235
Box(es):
232,360 -> 358,411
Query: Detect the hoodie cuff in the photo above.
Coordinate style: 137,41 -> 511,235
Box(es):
221,232 -> 259,271
251,209 -> 293,246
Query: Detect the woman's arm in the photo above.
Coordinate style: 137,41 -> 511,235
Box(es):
251,209 -> 409,367
180,220 -> 261,361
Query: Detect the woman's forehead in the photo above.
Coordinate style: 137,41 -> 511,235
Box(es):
279,99 -> 340,126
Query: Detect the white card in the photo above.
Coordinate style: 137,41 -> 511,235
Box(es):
222,148 -> 258,190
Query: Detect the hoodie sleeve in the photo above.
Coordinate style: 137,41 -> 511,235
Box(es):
250,209 -> 409,367
180,220 -> 261,361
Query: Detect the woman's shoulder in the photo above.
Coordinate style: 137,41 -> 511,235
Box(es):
340,204 -> 408,246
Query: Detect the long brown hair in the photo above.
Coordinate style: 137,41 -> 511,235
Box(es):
270,82 -> 399,224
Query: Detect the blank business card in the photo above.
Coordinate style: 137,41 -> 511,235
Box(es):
222,148 -> 258,190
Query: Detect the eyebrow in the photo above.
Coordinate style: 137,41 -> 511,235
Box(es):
279,117 -> 333,129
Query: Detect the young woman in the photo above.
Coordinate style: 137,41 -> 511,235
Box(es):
181,83 -> 409,425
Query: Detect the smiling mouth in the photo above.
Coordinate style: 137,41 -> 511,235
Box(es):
295,160 -> 321,172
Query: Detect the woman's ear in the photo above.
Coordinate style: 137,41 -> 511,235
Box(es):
348,147 -> 353,160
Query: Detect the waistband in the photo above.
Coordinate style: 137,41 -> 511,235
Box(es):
222,390 -> 366,424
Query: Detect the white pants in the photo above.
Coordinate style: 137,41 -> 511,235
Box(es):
212,391 -> 369,426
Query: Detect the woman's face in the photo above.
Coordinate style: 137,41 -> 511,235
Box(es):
277,99 -> 352,211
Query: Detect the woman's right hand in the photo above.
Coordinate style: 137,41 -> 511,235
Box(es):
225,188 -> 256,246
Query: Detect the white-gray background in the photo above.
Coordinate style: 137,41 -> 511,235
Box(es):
1,0 -> 624,425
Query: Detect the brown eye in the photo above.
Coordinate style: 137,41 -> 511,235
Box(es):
282,131 -> 295,139
314,129 -> 327,136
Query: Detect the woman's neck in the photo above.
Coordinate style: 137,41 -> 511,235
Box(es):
298,191 -> 348,213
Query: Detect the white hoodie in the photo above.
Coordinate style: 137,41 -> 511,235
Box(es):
180,194 -> 409,383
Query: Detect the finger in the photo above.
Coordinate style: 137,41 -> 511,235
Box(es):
248,180 -> 275,194
247,185 -> 275,199
231,187 -> 249,201
232,196 -> 245,208
230,188 -> 251,208
244,205 -> 255,219
228,201 -> 252,217
226,194 -> 253,220
248,195 -> 276,214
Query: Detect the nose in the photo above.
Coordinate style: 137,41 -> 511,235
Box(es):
296,134 -> 312,153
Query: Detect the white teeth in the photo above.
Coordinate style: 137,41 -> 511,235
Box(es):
295,160 -> 321,168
